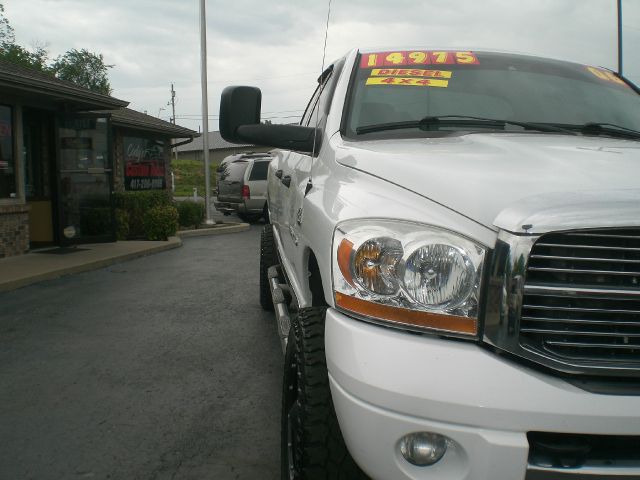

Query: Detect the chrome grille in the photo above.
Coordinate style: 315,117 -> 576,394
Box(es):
520,229 -> 640,366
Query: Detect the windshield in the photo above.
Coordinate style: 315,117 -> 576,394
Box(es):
344,50 -> 640,139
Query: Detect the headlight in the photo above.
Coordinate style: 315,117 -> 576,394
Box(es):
332,220 -> 486,337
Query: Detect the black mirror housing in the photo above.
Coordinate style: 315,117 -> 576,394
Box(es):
237,124 -> 321,154
219,85 -> 321,155
219,86 -> 261,143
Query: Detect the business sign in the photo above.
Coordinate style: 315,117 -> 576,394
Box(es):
61,137 -> 93,150
123,136 -> 166,190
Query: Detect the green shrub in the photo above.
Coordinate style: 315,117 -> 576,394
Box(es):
143,205 -> 179,241
115,208 -> 130,240
113,191 -> 173,238
177,201 -> 205,229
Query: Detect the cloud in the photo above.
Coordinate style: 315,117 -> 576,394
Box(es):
4,0 -> 638,131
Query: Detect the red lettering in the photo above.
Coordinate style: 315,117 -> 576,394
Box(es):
126,163 -> 150,177
149,165 -> 165,177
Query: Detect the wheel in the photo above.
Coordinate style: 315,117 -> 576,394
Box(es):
260,224 -> 277,311
281,307 -> 369,480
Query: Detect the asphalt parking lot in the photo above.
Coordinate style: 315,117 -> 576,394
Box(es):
0,224 -> 281,480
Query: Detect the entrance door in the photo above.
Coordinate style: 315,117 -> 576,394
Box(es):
57,114 -> 114,245
24,109 -> 56,247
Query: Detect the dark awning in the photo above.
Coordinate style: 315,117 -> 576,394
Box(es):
98,108 -> 198,139
0,58 -> 128,111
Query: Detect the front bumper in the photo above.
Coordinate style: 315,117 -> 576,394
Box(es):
325,308 -> 640,480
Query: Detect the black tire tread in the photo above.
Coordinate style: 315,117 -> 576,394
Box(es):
287,307 -> 369,480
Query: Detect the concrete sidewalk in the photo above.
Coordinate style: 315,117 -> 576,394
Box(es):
0,222 -> 249,292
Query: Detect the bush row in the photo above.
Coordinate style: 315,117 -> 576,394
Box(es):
112,191 -> 205,241
176,201 -> 205,229
113,190 -> 174,239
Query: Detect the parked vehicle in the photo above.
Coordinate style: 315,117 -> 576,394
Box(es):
220,48 -> 640,480
214,152 -> 271,222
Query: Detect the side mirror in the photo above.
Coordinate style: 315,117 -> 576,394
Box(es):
219,86 -> 261,144
219,86 -> 321,155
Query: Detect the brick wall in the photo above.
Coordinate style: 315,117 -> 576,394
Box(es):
0,204 -> 30,258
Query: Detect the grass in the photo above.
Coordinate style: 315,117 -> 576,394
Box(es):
171,159 -> 218,197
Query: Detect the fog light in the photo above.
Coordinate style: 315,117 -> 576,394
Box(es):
399,432 -> 447,466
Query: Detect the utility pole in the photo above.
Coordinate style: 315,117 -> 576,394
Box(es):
200,0 -> 213,224
170,83 -> 176,124
170,83 -> 178,163
617,0 -> 623,75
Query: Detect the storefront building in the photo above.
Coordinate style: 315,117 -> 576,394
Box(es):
0,59 -> 196,258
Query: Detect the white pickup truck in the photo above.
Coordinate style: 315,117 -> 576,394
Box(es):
219,48 -> 640,480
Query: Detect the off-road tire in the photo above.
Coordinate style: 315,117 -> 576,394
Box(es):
281,307 -> 369,480
260,224 -> 277,311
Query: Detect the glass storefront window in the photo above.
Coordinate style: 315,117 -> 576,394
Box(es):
123,136 -> 166,190
58,115 -> 114,243
0,105 -> 16,199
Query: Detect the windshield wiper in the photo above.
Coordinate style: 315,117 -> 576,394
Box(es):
578,122 -> 640,139
356,115 -> 577,135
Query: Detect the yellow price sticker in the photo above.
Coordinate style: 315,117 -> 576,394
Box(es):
370,69 -> 452,79
365,77 -> 449,88
587,66 -> 626,86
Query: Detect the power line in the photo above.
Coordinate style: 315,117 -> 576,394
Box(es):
206,71 -> 317,84
174,109 -> 304,118
174,114 -> 302,120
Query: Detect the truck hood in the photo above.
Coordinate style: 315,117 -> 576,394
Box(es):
337,133 -> 640,233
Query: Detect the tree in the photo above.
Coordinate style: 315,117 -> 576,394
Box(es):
51,49 -> 113,95
0,3 -> 14,45
0,4 -> 114,95
0,42 -> 48,71
0,4 -> 47,71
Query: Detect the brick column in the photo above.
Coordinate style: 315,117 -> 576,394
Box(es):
0,204 -> 31,258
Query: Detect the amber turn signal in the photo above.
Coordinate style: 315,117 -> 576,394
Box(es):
335,292 -> 477,336
337,238 -> 355,286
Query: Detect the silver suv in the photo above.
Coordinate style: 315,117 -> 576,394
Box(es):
214,152 -> 271,222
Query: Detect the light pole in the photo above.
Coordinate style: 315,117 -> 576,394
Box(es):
617,0 -> 623,75
200,0 -> 214,223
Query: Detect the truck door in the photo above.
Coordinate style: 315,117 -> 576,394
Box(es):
273,63 -> 341,286
270,79 -> 325,255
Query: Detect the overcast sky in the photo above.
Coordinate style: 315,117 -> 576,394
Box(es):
5,0 -> 639,133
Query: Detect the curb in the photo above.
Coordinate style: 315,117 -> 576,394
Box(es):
177,222 -> 250,238
0,237 -> 182,293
